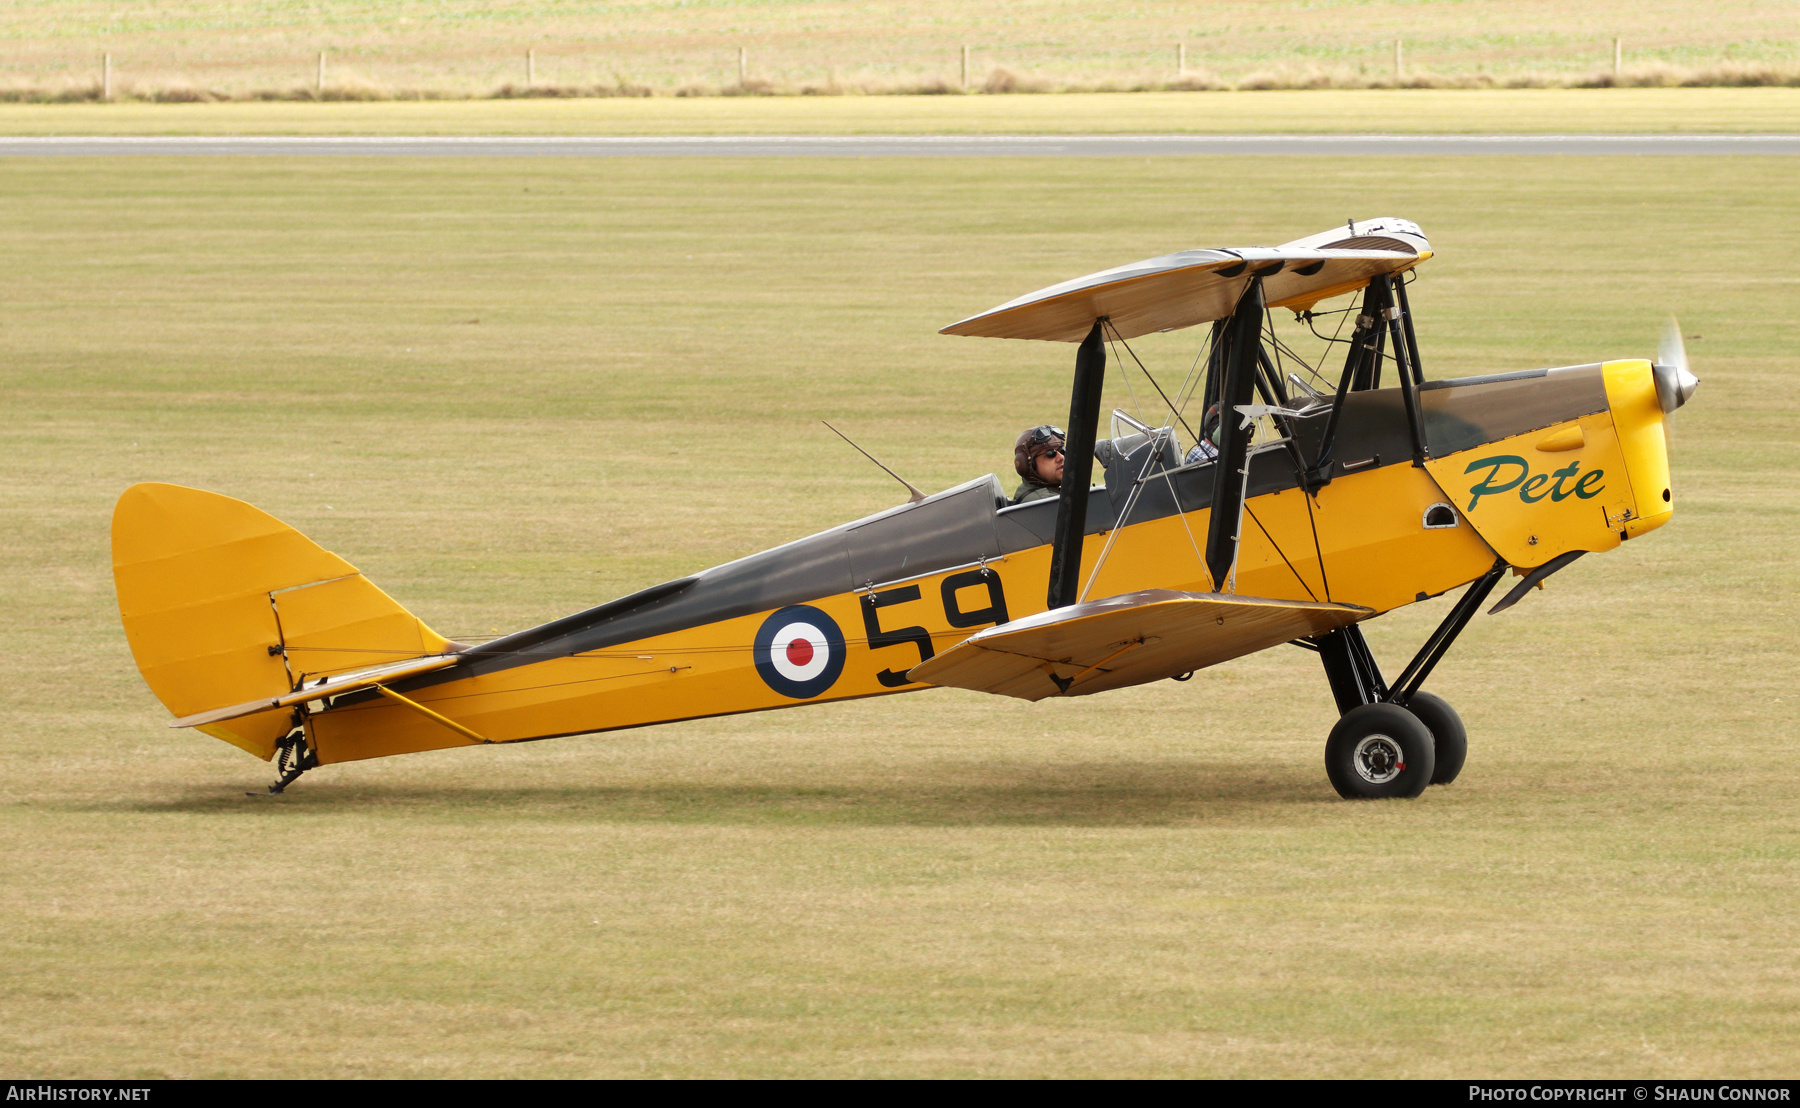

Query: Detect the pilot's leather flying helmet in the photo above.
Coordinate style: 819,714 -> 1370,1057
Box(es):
1014,425 -> 1065,487
1200,403 -> 1222,445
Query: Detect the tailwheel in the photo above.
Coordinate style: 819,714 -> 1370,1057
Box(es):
1403,690 -> 1468,786
1324,703 -> 1436,799
252,725 -> 317,796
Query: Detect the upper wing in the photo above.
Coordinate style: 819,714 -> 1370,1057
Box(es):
908,589 -> 1371,701
939,218 -> 1430,342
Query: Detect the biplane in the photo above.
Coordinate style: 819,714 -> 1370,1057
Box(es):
112,217 -> 1697,799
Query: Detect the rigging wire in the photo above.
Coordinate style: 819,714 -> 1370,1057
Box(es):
1158,470 -> 1209,577
1269,331 -> 1330,390
1241,501 -> 1317,602
1303,485 -> 1331,602
1170,322 -> 1218,429
1263,305 -> 1286,395
1102,319 -> 1199,446
1102,329 -> 1150,432
1077,425 -> 1172,602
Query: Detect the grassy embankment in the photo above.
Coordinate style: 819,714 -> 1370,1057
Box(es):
8,0 -> 1798,96
1,153 -> 1796,1076
3,86 -> 1799,134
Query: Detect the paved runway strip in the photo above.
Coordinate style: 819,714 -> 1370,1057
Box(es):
3,134 -> 1797,156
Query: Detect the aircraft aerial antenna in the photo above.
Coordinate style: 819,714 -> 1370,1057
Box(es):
820,420 -> 926,504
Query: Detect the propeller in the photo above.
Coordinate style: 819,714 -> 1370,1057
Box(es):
1653,316 -> 1700,416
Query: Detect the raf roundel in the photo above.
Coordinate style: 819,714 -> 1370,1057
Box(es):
753,604 -> 847,700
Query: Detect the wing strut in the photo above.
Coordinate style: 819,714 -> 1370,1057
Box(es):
1047,319 -> 1107,609
1303,274 -> 1430,487
1377,274 -> 1430,466
1205,278 -> 1267,592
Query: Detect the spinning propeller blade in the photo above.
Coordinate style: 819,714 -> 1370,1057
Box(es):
1653,316 -> 1700,416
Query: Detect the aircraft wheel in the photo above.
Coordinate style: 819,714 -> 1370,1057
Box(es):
1405,691 -> 1468,786
1324,703 -> 1436,800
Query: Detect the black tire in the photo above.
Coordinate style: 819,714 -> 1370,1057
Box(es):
1324,703 -> 1436,799
1405,690 -> 1468,786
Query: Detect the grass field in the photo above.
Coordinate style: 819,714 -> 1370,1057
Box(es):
5,87 -> 1800,136
7,0 -> 1798,97
2,151 -> 1797,1077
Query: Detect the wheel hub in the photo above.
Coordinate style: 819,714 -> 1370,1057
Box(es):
1352,734 -> 1405,784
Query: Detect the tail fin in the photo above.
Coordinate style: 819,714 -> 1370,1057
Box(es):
111,482 -> 456,759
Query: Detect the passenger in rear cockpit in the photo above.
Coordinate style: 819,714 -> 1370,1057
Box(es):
1011,425 -> 1065,505
1185,403 -> 1223,465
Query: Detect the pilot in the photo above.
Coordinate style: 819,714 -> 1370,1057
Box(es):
1011,425 -> 1065,504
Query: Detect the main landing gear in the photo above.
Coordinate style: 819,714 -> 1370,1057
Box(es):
1301,560 -> 1503,799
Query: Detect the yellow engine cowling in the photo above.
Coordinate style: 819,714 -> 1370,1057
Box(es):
1601,359 -> 1675,540
1423,359 -> 1673,569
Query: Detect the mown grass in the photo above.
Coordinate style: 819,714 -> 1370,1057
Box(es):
5,86 -> 1800,135
0,153 -> 1796,1076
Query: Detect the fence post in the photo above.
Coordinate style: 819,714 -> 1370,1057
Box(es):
961,44 -> 969,88
1613,37 -> 1622,77
738,46 -> 747,85
527,48 -> 535,85
1177,41 -> 1186,77
102,53 -> 111,101
1394,37 -> 1403,79
317,51 -> 325,93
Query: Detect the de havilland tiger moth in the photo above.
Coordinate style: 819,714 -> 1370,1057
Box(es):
112,217 -> 1698,799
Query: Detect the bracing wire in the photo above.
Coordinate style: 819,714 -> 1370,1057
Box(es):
1077,425 -> 1173,602
1102,319 -> 1198,446
1102,330 -> 1150,431
1170,325 -> 1215,428
1270,331 -> 1331,391
1159,470 -> 1209,576
1304,487 -> 1332,602
1241,501 -> 1317,602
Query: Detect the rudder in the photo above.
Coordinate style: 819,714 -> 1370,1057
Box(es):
111,482 -> 456,759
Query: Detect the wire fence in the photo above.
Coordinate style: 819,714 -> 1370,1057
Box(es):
9,37 -> 1800,103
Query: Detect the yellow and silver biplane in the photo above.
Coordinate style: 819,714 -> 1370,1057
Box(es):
112,217 -> 1697,798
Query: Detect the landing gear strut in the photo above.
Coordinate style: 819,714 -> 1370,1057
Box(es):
1305,560 -> 1505,798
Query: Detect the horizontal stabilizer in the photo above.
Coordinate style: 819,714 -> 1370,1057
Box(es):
908,589 -> 1370,702
169,653 -> 462,729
